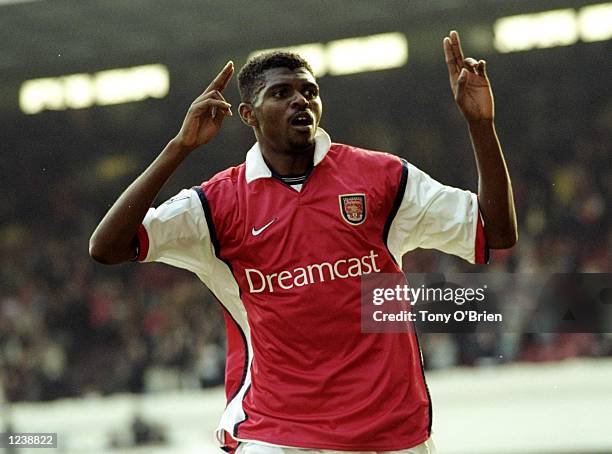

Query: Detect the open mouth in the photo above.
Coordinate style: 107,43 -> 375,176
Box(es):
290,111 -> 314,129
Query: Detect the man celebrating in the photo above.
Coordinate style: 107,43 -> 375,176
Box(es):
90,31 -> 516,453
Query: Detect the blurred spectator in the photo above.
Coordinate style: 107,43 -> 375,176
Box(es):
0,50 -> 609,401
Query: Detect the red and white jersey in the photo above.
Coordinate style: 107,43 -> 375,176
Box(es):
136,129 -> 487,451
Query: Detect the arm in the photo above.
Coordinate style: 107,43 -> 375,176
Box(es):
443,31 -> 517,249
89,61 -> 234,264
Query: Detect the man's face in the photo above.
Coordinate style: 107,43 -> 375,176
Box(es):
246,67 -> 322,153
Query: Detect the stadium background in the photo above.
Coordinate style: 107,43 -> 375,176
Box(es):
0,0 -> 610,452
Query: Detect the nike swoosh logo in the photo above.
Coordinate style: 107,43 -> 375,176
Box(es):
251,218 -> 276,236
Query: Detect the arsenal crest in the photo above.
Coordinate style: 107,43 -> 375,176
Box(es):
339,193 -> 366,225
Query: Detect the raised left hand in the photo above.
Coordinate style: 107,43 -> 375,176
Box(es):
443,30 -> 494,122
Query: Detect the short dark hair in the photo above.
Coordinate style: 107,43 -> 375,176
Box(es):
238,51 -> 315,103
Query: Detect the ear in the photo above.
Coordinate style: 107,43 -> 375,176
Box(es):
239,103 -> 258,127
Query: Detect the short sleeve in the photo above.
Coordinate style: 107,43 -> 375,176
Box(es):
387,162 -> 488,264
136,188 -> 215,275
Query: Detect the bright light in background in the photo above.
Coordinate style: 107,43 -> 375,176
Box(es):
248,32 -> 408,77
94,65 -> 169,105
579,3 -> 612,42
494,3 -> 612,52
20,78 -> 63,114
63,74 -> 94,109
494,9 -> 578,53
19,64 -> 169,114
249,43 -> 326,76
327,33 -> 408,76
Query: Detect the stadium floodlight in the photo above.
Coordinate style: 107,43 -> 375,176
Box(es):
494,9 -> 578,52
248,32 -> 408,78
579,3 -> 612,42
19,64 -> 169,114
63,74 -> 95,109
248,43 -> 327,76
19,78 -> 64,114
326,32 -> 408,76
95,64 -> 169,105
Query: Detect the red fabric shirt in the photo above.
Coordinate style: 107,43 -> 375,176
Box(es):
202,144 -> 429,451
137,129 -> 487,451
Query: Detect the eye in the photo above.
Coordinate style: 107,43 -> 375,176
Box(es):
303,86 -> 319,99
272,88 -> 288,98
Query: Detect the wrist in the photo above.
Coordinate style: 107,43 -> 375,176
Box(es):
467,117 -> 494,126
468,118 -> 496,135
166,137 -> 195,159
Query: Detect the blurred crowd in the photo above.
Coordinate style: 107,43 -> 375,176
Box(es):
1,49 -> 610,403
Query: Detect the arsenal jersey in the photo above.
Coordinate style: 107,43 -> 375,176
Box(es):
136,128 -> 487,451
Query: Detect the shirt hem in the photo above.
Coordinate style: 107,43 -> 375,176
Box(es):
231,431 -> 430,452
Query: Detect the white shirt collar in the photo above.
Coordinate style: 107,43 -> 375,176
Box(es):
245,128 -> 332,184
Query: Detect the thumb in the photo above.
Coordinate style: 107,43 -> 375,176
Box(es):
478,60 -> 489,79
457,67 -> 469,87
455,68 -> 469,99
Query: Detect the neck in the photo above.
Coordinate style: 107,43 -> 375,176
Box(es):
259,142 -> 315,176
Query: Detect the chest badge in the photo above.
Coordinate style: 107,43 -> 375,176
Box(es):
339,193 -> 366,225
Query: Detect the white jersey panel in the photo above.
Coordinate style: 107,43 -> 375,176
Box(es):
140,189 -> 214,274
387,163 -> 480,264
196,264 -> 253,447
140,188 -> 254,446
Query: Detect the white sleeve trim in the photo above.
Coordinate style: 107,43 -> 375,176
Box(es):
140,188 -> 215,275
387,163 -> 481,265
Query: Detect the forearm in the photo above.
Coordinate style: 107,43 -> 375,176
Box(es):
468,119 -> 518,248
89,139 -> 192,264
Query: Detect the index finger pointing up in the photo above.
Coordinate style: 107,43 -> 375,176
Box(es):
205,61 -> 235,93
449,30 -> 465,69
443,37 -> 459,79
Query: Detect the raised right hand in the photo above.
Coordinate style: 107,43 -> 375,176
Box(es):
174,61 -> 234,150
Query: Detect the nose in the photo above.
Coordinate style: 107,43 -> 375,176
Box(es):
290,92 -> 308,109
